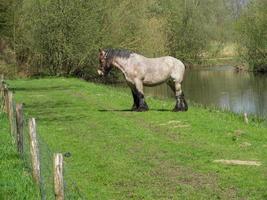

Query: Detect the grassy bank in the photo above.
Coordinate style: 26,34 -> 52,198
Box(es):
6,77 -> 267,199
0,114 -> 40,199
199,43 -> 241,67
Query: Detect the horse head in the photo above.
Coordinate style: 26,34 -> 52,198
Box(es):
98,49 -> 112,76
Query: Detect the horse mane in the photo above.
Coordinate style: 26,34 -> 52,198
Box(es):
104,48 -> 133,61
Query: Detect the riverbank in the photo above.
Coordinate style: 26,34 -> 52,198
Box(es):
6,77 -> 267,199
189,43 -> 240,68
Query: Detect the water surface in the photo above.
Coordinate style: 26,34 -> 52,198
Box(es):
144,66 -> 267,118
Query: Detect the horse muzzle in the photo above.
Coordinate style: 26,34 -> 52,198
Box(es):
97,69 -> 104,76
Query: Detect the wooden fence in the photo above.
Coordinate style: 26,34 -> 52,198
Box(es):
0,75 -> 64,200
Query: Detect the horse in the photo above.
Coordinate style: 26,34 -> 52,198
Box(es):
97,48 -> 188,112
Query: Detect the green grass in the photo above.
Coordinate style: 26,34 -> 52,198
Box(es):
6,77 -> 267,199
0,113 -> 40,199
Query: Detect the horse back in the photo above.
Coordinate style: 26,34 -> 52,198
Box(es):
130,54 -> 185,85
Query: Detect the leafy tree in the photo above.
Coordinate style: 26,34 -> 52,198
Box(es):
3,0 -> 264,78
236,0 -> 267,72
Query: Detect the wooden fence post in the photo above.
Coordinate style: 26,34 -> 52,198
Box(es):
244,112 -> 249,124
3,84 -> 8,113
54,153 -> 64,200
8,91 -> 13,119
8,91 -> 16,138
0,74 -> 3,83
29,118 -> 41,186
0,74 -> 3,100
16,103 -> 24,155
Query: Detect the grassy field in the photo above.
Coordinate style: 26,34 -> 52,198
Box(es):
0,113 -> 40,199
6,77 -> 267,199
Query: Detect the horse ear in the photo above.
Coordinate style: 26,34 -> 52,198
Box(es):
99,48 -> 104,55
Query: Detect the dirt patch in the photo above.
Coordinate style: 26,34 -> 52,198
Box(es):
159,120 -> 182,126
159,120 -> 191,129
214,159 -> 261,166
239,142 -> 252,148
148,160 -> 238,199
173,124 -> 191,128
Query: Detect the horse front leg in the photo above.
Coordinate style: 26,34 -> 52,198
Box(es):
173,82 -> 188,112
131,89 -> 139,111
134,79 -> 149,112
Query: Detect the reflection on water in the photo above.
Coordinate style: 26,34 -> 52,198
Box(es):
144,66 -> 267,118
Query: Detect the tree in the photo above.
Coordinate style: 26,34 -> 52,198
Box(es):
236,0 -> 267,72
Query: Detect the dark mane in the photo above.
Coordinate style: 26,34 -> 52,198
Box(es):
104,48 -> 133,61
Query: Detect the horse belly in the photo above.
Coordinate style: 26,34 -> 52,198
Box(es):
143,72 -> 170,86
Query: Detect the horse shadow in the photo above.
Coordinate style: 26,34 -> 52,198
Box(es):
98,108 -> 171,112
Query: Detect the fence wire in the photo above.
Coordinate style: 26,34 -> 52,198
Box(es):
22,116 -> 88,199
1,81 -> 88,200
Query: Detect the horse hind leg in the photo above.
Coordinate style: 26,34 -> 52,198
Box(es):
167,81 -> 188,112
175,90 -> 188,112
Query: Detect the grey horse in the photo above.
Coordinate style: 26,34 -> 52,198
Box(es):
98,48 -> 188,112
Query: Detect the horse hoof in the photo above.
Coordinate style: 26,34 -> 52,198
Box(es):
131,106 -> 138,111
172,107 -> 188,112
137,107 -> 149,112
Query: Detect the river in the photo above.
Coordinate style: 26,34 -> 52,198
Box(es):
144,66 -> 267,118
